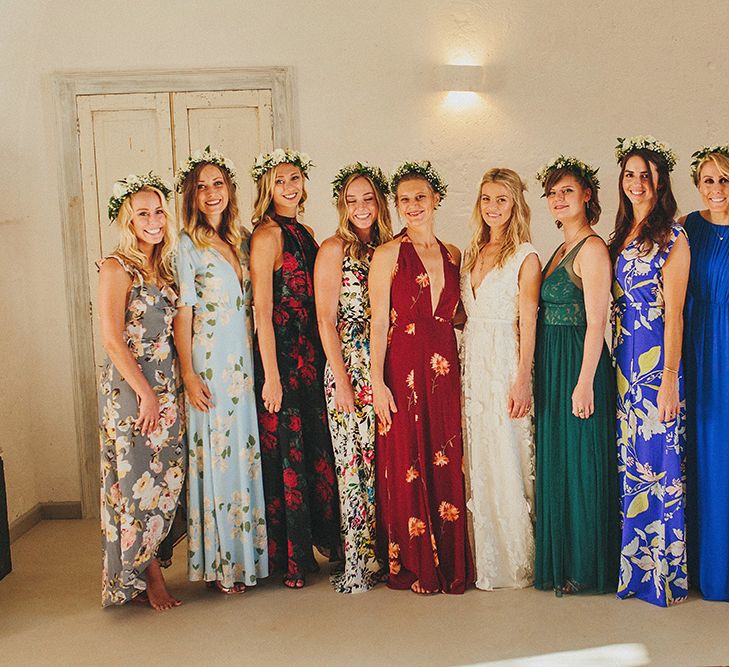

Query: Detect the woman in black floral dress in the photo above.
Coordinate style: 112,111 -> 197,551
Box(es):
249,149 -> 341,587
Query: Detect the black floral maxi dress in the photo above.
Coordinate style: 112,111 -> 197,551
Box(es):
254,213 -> 342,581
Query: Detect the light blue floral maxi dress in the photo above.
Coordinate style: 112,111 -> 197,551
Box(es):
612,223 -> 688,606
176,232 -> 268,588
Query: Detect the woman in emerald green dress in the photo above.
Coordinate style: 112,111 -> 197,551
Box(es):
533,156 -> 619,595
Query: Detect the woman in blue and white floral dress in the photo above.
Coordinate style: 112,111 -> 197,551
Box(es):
174,149 -> 268,593
609,137 -> 690,607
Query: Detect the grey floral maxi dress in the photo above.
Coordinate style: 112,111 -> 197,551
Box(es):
99,255 -> 185,606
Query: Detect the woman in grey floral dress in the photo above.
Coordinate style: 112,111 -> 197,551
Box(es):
314,164 -> 393,592
99,174 -> 185,610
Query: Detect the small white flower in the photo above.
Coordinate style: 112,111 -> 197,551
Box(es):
272,148 -> 286,161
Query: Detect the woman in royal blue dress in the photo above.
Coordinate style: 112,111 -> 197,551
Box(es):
682,145 -> 729,602
609,136 -> 690,607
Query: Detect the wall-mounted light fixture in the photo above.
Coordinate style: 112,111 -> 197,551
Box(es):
433,64 -> 484,92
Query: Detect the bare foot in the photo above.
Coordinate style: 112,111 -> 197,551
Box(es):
410,580 -> 439,595
145,559 -> 182,610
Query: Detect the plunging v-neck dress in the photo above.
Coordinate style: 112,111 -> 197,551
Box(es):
377,233 -> 474,593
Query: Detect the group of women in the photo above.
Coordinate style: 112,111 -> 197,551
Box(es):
97,136 -> 729,611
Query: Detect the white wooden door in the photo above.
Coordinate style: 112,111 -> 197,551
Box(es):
171,90 -> 273,228
77,92 -> 174,371
76,88 -> 275,517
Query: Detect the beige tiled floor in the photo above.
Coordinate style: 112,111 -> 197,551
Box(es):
1,520 -> 728,666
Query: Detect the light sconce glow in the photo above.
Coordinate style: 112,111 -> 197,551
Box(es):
434,64 -> 484,93
443,91 -> 481,110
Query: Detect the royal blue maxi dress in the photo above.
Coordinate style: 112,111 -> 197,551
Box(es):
684,211 -> 729,601
612,224 -> 689,607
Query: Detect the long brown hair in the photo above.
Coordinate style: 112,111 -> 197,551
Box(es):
251,164 -> 308,226
608,149 -> 677,261
335,174 -> 393,261
180,162 -> 242,258
542,166 -> 601,228
463,168 -> 531,272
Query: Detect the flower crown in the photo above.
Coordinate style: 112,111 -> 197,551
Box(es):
107,172 -> 172,223
536,155 -> 600,191
250,148 -> 313,182
390,160 -> 448,204
690,144 -> 729,183
615,135 -> 677,171
174,146 -> 237,193
331,162 -> 390,203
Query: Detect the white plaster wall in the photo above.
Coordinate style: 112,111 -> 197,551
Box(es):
1,0 -> 726,517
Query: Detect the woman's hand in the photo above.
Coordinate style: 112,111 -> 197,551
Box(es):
334,375 -> 356,414
136,390 -> 161,435
184,373 -> 213,412
657,374 -> 680,422
262,376 -> 283,413
373,382 -> 397,430
572,379 -> 594,419
507,374 -> 532,419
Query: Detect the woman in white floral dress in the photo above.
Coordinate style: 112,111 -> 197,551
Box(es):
460,168 -> 541,589
173,149 -> 268,593
314,163 -> 393,592
99,174 -> 185,610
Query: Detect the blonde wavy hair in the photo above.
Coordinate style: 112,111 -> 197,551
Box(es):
694,152 -> 729,185
180,162 -> 243,258
113,186 -> 177,284
251,163 -> 308,226
463,168 -> 531,273
335,174 -> 393,260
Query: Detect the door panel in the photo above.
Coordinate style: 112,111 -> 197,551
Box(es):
171,90 -> 274,228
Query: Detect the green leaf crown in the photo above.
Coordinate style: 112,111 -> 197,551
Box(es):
331,162 -> 390,204
690,144 -> 729,182
390,160 -> 448,204
107,172 -> 172,223
615,135 -> 677,171
536,155 -> 600,190
174,146 -> 237,193
250,148 -> 313,182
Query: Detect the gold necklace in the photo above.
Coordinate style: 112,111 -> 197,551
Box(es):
557,223 -> 589,259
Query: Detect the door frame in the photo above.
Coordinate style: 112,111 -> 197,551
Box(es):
52,67 -> 296,518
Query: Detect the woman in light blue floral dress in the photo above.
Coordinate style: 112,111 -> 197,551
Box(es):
314,164 -> 393,592
174,150 -> 268,593
99,175 -> 185,610
609,137 -> 690,607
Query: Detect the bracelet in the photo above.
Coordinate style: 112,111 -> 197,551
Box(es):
663,366 -> 679,375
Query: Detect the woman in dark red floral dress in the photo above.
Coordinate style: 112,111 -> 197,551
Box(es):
369,161 -> 474,594
249,149 -> 341,588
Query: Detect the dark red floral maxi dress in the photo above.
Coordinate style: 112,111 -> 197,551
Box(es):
254,213 -> 341,580
377,233 -> 474,593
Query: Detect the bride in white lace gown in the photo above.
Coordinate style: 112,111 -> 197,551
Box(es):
461,168 -> 541,590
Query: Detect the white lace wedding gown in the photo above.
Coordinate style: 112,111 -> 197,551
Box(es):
461,242 -> 537,590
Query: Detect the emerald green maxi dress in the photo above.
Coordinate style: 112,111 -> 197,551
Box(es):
534,236 -> 619,595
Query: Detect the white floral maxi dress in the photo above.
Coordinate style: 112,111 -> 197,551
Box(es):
460,243 -> 537,590
324,254 -> 382,593
176,233 -> 268,587
99,255 -> 185,606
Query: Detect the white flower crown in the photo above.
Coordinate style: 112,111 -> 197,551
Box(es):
250,148 -> 313,182
390,160 -> 448,205
331,162 -> 390,204
536,155 -> 600,190
174,146 -> 237,193
107,172 -> 172,222
690,144 -> 729,183
615,135 -> 677,171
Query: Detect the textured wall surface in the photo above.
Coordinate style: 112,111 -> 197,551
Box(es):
0,0 -> 726,518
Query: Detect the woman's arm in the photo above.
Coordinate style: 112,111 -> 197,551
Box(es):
98,259 -> 159,435
369,242 -> 399,429
508,252 -> 542,418
172,307 -> 212,412
314,237 -> 354,413
250,223 -> 284,413
658,231 -> 690,422
572,237 -> 612,419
